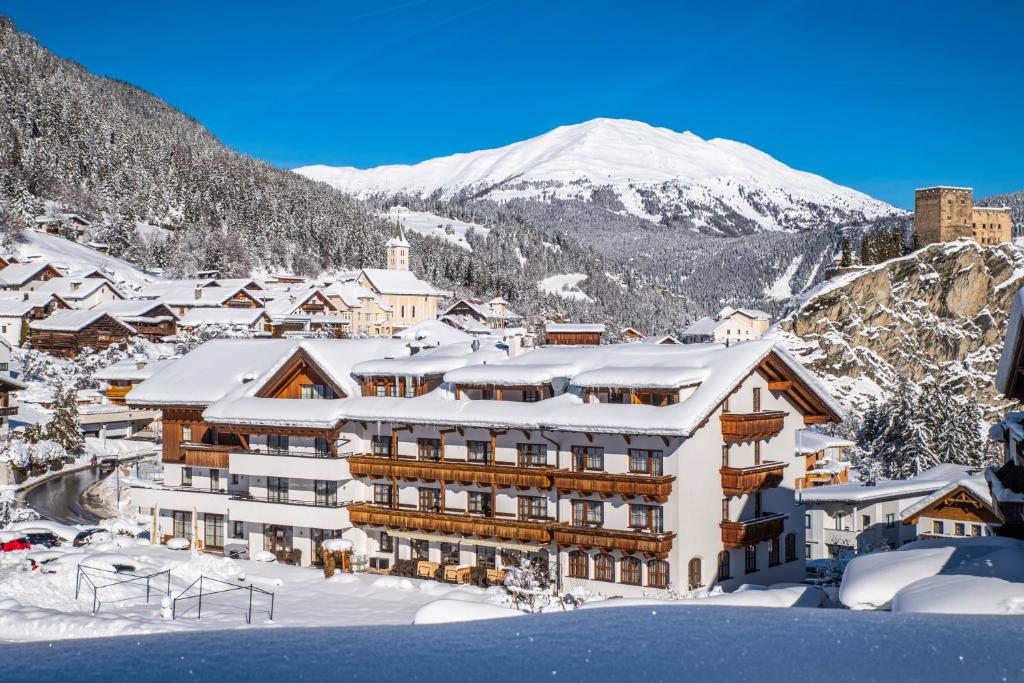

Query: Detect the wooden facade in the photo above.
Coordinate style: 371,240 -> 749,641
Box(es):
29,314 -> 134,357
720,411 -> 786,442
552,525 -> 675,558
904,485 -> 1001,526
719,462 -> 787,496
551,470 -> 675,502
257,351 -> 345,399
545,330 -> 602,346
347,503 -> 552,544
348,455 -> 553,489
720,513 -> 786,548
119,303 -> 178,340
360,376 -> 436,398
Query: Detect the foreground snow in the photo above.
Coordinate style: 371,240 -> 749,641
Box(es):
839,536 -> 1024,613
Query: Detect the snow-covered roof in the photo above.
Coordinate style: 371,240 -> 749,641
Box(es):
178,308 -> 269,328
352,341 -> 506,378
258,286 -> 337,316
682,316 -> 720,337
900,476 -> 993,521
322,282 -> 381,308
796,431 -> 856,454
717,306 -> 771,321
35,277 -> 122,301
147,284 -> 258,308
572,366 -> 706,389
392,319 -> 474,347
545,323 -> 605,334
442,314 -> 492,335
0,262 -> 56,286
93,357 -> 177,382
91,299 -> 178,319
29,310 -> 135,333
445,363 -> 574,387
0,292 -> 59,317
360,269 -> 449,297
801,464 -> 980,504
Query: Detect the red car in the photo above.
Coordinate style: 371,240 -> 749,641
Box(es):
0,533 -> 31,552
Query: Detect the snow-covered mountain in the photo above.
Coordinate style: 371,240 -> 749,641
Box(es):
297,118 -> 899,235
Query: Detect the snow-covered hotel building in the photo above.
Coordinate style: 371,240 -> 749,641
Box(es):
129,336 -> 841,596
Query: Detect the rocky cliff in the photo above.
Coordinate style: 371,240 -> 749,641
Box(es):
775,239 -> 1024,419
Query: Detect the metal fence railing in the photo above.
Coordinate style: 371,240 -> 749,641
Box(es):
172,575 -> 275,625
75,564 -> 172,615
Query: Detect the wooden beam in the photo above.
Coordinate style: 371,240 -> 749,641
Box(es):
767,380 -> 792,392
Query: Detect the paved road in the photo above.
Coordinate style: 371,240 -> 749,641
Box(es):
19,466 -> 105,525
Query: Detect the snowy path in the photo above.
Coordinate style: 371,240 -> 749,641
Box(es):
19,467 -> 104,525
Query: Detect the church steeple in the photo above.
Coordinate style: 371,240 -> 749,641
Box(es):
386,220 -> 410,271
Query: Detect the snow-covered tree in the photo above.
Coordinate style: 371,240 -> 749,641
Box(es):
47,384 -> 83,453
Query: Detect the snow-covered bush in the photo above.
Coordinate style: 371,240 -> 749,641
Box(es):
175,323 -> 254,353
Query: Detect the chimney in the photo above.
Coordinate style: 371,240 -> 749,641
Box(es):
194,285 -> 203,300
70,279 -> 81,292
134,354 -> 147,370
22,293 -> 28,301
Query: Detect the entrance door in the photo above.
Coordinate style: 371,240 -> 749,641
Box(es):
264,525 -> 293,558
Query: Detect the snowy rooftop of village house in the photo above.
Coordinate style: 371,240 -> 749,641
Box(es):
899,475 -> 993,521
257,285 -> 336,317
392,319 -> 474,346
34,277 -> 122,301
320,281 -> 383,308
0,261 -> 55,286
27,310 -> 135,333
352,340 -> 506,378
177,307 -> 268,328
144,284 -> 257,307
93,356 -> 177,382
360,268 -> 450,296
795,431 -> 856,453
90,298 -> 178,319
799,463 -> 981,503
0,293 -> 60,317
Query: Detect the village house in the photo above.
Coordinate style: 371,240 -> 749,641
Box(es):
800,463 -> 979,560
32,213 -> 91,242
176,307 -> 272,335
544,322 -> 605,346
94,356 -> 178,406
441,296 -> 523,332
139,283 -> 263,317
0,261 -> 62,291
35,277 -> 125,309
681,306 -> 771,344
28,310 -> 135,357
900,474 -> 998,540
90,300 -> 179,340
321,282 -> 393,337
128,337 -> 840,596
0,292 -> 70,347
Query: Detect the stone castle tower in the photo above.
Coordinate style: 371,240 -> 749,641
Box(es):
914,186 -> 1012,247
386,221 -> 410,271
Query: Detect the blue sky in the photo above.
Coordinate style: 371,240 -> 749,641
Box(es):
3,0 -> 1022,208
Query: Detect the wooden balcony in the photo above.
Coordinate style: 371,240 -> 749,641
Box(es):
105,385 -> 132,401
552,525 -> 675,558
181,442 -> 236,469
720,461 -> 787,496
551,470 -> 675,502
720,512 -> 787,549
720,411 -> 787,442
347,455 -> 552,490
347,503 -> 552,544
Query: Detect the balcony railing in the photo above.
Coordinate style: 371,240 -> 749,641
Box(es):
551,470 -> 675,501
105,386 -> 132,400
348,455 -> 552,490
552,524 -> 675,557
720,411 -> 787,442
347,503 -> 551,543
130,484 -> 233,495
229,493 -> 347,509
181,442 -> 236,469
720,461 -> 787,496
720,512 -> 787,548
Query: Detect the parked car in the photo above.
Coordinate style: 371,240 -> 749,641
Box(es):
73,528 -> 112,547
134,530 -> 151,542
0,531 -> 31,552
21,529 -> 62,548
25,550 -> 63,571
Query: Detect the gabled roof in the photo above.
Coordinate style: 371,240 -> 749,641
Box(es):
900,477 -> 995,522
0,262 -> 60,287
29,310 -> 136,333
91,299 -> 180,320
0,292 -> 64,317
35,277 -> 123,301
178,307 -> 270,328
801,464 -> 979,504
682,316 -> 720,337
359,268 -> 449,297
545,322 -> 605,334
259,286 -> 338,317
156,285 -> 262,308
94,357 -> 177,382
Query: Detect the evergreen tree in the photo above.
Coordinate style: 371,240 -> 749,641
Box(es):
840,236 -> 853,267
46,384 -> 84,452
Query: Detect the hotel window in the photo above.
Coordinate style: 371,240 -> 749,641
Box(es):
267,434 -> 289,454
886,513 -> 896,528
412,305 -> 416,318
568,550 -> 588,579
468,491 -> 492,516
231,473 -> 239,486
400,306 -> 405,318
971,524 -> 982,537
181,466 -> 192,487
517,443 -> 547,468
314,437 -> 330,456
717,550 -> 731,581
376,384 -> 387,397
476,546 -> 496,569
373,484 -> 392,507
210,469 -> 220,491
688,557 -> 703,590
954,523 -> 965,536
744,544 -> 757,574
204,514 -> 224,548
441,542 -> 459,565
300,383 -> 334,400
629,449 -> 664,475
647,560 -> 669,589
405,381 -> 416,398
572,499 -> 603,526
379,531 -> 393,553
862,514 -> 871,529
834,512 -> 845,530
768,538 -> 780,567
182,424 -> 192,442
417,438 -> 441,461
804,513 -> 811,529
629,504 -> 663,533
467,440 -> 491,464
267,476 -> 288,503
418,487 -> 441,512
607,390 -> 625,404
371,434 -> 392,457
232,521 -> 244,539
621,556 -> 642,585
594,553 -> 615,582
517,496 -> 547,521
173,511 -> 191,540
785,533 -> 796,563
523,389 -> 540,403
932,520 -> 943,535
315,480 -> 337,506
805,543 -> 811,560
411,539 -> 429,560
571,445 -> 604,471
